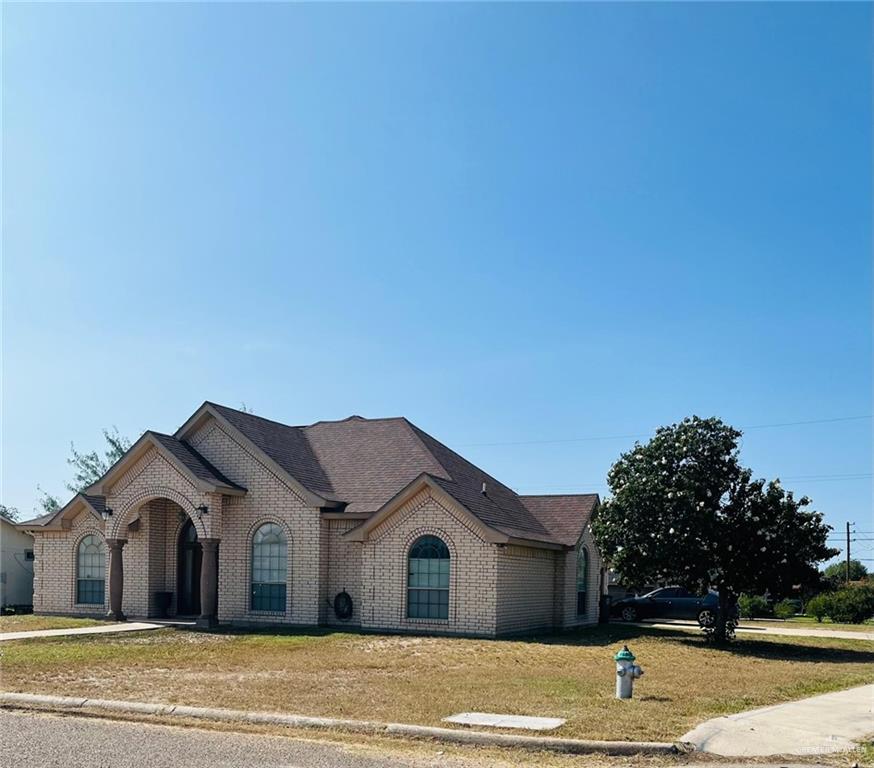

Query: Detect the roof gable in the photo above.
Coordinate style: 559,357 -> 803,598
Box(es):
519,494 -> 600,547
87,431 -> 246,497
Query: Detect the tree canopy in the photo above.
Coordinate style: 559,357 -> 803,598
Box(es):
823,559 -> 869,586
591,416 -> 837,641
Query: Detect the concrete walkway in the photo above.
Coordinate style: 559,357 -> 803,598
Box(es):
633,620 -> 874,642
0,622 -> 162,642
682,684 -> 874,756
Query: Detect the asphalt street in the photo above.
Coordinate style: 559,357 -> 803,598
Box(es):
0,710 -> 451,768
0,709 -> 845,768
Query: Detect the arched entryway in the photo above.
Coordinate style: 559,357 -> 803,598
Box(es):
177,519 -> 202,616
105,493 -> 221,627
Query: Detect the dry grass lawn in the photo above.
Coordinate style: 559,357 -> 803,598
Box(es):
0,615 -> 103,633
2,623 -> 872,743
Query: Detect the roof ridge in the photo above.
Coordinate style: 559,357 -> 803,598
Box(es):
305,415 -> 409,428
407,421 -> 522,498
520,492 -> 600,498
205,402 -> 309,431
399,418 -> 453,482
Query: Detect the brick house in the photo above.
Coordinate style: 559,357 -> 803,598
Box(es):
21,403 -> 603,637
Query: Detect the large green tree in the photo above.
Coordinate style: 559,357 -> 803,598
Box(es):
591,416 -> 836,642
823,559 -> 868,587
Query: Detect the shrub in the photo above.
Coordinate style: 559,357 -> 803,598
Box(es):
805,594 -> 831,622
738,593 -> 770,620
827,584 -> 874,624
773,599 -> 796,620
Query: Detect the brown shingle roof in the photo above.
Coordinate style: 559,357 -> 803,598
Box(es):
204,403 -> 595,546
519,494 -> 600,547
149,432 -> 244,492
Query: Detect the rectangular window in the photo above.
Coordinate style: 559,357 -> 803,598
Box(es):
251,582 -> 286,612
407,557 -> 449,619
576,589 -> 587,616
77,578 -> 104,605
25,550 -> 34,561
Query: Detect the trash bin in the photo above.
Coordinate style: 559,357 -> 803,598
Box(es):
599,594 -> 612,624
154,591 -> 172,618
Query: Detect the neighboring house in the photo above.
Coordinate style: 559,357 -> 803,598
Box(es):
20,402 -> 603,637
1,516 -> 35,609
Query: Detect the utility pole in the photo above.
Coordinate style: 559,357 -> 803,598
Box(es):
846,521 -> 853,584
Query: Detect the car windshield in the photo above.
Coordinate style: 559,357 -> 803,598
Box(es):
642,587 -> 670,598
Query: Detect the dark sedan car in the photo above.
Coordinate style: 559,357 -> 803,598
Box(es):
612,586 -> 736,625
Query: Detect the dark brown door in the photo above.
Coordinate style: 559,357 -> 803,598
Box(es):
177,519 -> 202,615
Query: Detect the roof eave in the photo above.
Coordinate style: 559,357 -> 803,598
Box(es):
86,431 -> 247,498
344,473 -> 509,544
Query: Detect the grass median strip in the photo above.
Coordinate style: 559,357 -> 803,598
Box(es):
2,623 -> 872,743
0,692 -> 679,755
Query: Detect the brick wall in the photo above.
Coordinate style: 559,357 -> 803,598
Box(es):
495,545 -> 557,635
188,419 -> 321,626
322,518 -> 363,627
359,488 -> 499,636
559,528 -> 601,629
32,510 -> 107,616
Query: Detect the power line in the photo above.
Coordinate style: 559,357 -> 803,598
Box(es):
458,414 -> 873,448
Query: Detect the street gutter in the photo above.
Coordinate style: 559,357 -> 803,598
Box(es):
0,692 -> 684,756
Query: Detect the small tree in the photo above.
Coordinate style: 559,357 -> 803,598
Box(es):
66,426 -> 132,493
592,416 -> 837,643
738,593 -> 770,620
805,593 -> 831,622
823,559 -> 868,587
828,584 -> 874,624
773,599 -> 796,620
0,505 -> 19,522
34,427 -> 132,518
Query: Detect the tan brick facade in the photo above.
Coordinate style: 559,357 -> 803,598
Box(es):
30,415 -> 602,637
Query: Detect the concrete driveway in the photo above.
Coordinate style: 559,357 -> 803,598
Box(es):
631,619 -> 874,642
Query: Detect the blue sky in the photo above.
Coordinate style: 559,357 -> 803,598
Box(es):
3,3 -> 871,563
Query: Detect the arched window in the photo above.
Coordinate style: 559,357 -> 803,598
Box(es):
77,534 -> 105,605
407,535 -> 450,620
251,523 -> 287,612
576,546 -> 589,616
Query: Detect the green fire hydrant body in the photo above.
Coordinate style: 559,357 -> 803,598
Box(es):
614,645 -> 643,699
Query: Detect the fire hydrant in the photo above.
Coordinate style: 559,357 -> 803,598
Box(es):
614,645 -> 643,699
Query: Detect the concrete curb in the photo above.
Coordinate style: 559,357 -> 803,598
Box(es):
0,692 -> 682,756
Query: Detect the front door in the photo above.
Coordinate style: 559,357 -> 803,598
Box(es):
177,519 -> 202,615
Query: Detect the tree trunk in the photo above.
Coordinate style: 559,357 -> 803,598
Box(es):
714,589 -> 735,644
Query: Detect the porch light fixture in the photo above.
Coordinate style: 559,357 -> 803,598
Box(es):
102,507 -> 114,520
196,504 -> 209,518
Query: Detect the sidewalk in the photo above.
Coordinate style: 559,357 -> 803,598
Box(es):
681,684 -> 874,756
633,619 -> 874,642
0,622 -> 162,642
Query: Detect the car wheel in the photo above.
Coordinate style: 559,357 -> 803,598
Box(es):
621,606 -> 638,622
698,609 -> 716,627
